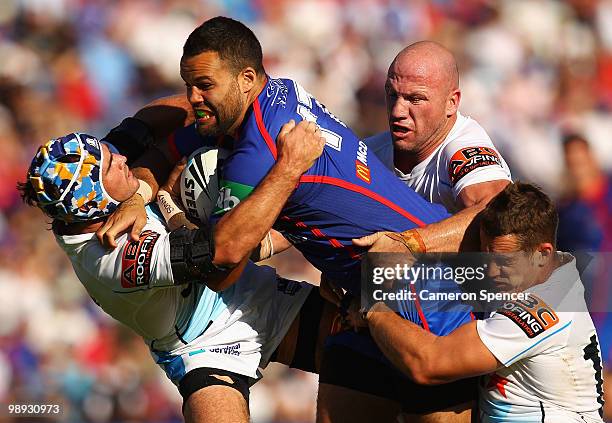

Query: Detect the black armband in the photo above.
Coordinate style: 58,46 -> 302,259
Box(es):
102,117 -> 154,165
169,225 -> 217,284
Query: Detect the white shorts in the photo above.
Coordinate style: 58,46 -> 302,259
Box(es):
152,264 -> 312,384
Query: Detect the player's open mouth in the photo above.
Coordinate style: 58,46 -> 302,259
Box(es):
391,124 -> 410,134
196,110 -> 214,122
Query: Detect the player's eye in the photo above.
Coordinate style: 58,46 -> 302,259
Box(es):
408,96 -> 425,104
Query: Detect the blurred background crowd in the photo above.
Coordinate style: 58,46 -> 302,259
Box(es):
1,0 -> 611,421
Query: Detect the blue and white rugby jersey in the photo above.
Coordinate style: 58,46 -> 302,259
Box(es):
168,77 -> 473,337
477,254 -> 604,422
55,204 -> 230,352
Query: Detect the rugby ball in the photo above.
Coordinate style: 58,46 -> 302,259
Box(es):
180,146 -> 230,223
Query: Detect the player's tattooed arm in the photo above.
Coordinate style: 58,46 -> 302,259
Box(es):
213,120 -> 325,268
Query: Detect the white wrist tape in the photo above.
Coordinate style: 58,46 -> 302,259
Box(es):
268,231 -> 275,257
157,189 -> 183,223
259,231 -> 275,260
136,179 -> 153,204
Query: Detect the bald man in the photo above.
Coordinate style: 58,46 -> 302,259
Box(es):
358,41 -> 511,252
317,43 -> 513,423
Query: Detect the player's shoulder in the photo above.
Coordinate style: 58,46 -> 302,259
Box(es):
495,255 -> 589,337
55,213 -> 167,269
257,77 -> 297,113
54,230 -> 101,260
250,77 -> 300,134
442,113 -> 498,154
492,294 -> 571,340
364,131 -> 392,152
441,113 -> 511,188
364,131 -> 394,170
258,76 -> 332,116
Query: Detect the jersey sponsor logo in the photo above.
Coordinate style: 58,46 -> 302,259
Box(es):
449,146 -> 502,185
213,180 -> 254,215
209,343 -> 241,356
267,78 -> 288,108
277,277 -> 302,296
498,294 -> 559,338
182,176 -> 199,219
121,230 -> 160,288
355,140 -> 371,184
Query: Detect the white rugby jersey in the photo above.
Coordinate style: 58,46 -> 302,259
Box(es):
54,206 -> 312,381
366,112 -> 511,213
476,255 -> 605,422
55,206 -> 230,352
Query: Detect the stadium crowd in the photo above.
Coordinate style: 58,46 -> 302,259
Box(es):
1,0 -> 611,421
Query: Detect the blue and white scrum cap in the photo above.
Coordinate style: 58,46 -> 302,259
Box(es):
27,132 -> 120,222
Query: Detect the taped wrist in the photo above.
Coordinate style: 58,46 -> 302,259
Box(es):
385,229 -> 427,253
169,225 -> 216,284
102,117 -> 154,165
157,190 -> 183,223
136,179 -> 153,204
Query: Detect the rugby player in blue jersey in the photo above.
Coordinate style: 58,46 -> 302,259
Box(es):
96,17 -> 480,423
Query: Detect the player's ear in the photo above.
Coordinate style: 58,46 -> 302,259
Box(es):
238,67 -> 257,94
446,89 -> 460,117
534,242 -> 554,266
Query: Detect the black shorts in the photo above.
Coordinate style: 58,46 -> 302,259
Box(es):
319,343 -> 478,414
270,286 -> 326,373
179,367 -> 252,408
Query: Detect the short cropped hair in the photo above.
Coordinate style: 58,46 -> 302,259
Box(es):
183,16 -> 265,75
480,182 -> 558,251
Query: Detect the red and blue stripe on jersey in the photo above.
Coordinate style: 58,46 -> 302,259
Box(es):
171,77 -> 471,336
